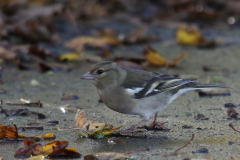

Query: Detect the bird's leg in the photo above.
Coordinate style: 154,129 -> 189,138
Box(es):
120,119 -> 148,133
149,113 -> 167,128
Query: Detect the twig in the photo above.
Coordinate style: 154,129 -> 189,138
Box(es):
229,123 -> 240,133
14,124 -> 19,138
0,75 -> 25,84
34,100 -> 41,122
18,126 -> 44,130
6,101 -> 42,106
126,148 -> 150,155
175,134 -> 195,153
0,106 -> 8,117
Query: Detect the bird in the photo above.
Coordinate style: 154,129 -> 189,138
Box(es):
81,61 -> 227,132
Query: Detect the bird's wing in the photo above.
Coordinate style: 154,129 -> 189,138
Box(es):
122,74 -> 198,99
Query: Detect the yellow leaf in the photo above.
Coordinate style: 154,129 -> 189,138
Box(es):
144,46 -> 167,66
26,155 -> 44,160
176,26 -> 201,45
101,125 -> 123,135
66,147 -> 77,152
42,132 -> 56,139
144,46 -> 187,67
59,52 -> 83,62
42,141 -> 68,156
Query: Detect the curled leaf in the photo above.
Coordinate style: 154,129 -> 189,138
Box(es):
144,46 -> 187,67
59,52 -> 83,62
177,25 -> 201,45
74,109 -> 87,128
42,133 -> 56,139
43,141 -> 69,156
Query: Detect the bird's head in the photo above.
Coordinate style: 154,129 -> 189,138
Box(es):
81,61 -> 126,89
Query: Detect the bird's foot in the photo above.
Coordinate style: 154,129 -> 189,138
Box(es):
119,119 -> 148,133
137,121 -> 169,130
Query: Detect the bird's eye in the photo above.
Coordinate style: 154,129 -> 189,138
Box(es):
96,69 -> 105,75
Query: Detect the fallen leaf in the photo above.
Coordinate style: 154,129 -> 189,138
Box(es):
144,46 -> 187,67
28,46 -> 50,60
227,108 -> 238,119
14,139 -> 43,158
58,109 -> 123,138
26,155 -> 44,160
58,52 -> 83,62
42,133 -> 56,139
45,148 -> 81,159
42,141 -> 69,156
65,36 -> 119,51
177,25 -> 202,45
3,124 -> 19,139
74,109 -> 86,128
176,25 -> 216,48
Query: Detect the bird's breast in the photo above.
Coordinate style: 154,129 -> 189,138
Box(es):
97,88 -> 135,114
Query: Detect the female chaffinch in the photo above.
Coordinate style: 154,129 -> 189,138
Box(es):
81,61 -> 227,132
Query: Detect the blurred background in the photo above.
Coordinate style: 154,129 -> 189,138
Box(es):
0,0 -> 240,71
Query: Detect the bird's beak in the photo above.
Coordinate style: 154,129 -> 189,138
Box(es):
80,72 -> 95,80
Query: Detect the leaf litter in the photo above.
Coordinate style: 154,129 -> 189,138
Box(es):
57,109 -> 124,139
14,139 -> 81,159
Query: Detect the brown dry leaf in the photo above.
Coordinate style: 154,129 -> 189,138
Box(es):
28,46 -> 50,60
0,47 -> 17,61
144,46 -> 187,67
4,124 -> 19,139
45,148 -> 81,159
42,141 -> 69,156
176,25 -> 202,45
65,36 -> 120,51
227,108 -> 238,119
74,109 -> 86,128
14,139 -> 43,158
0,123 -> 6,139
69,109 -> 122,138
41,132 -> 56,139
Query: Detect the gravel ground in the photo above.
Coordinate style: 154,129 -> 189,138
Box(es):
0,22 -> 240,160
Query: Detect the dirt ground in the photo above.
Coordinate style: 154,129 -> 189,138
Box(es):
1,25 -> 240,160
